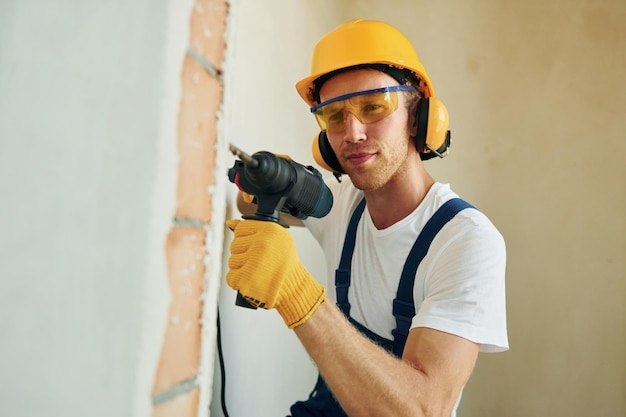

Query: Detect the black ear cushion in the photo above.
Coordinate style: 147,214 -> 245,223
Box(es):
318,131 -> 345,174
415,98 -> 429,153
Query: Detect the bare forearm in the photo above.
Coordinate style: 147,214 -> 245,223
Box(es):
294,301 -> 441,417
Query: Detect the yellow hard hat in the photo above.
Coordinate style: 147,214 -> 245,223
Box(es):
296,19 -> 435,106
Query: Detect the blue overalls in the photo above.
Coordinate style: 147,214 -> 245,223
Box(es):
289,197 -> 474,417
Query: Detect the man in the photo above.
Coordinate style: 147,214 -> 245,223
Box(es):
227,19 -> 508,417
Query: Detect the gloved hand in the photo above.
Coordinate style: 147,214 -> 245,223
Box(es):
240,191 -> 255,204
226,219 -> 325,328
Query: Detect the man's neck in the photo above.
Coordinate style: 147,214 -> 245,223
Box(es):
363,167 -> 435,230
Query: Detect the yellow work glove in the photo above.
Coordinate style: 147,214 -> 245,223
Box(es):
226,219 -> 325,328
240,191 -> 255,204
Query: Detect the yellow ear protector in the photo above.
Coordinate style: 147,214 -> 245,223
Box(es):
312,131 -> 342,174
416,96 -> 451,160
311,96 -> 451,175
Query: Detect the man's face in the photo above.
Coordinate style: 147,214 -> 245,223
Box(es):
318,69 -> 415,191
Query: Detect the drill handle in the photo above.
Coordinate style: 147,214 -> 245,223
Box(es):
244,194 -> 288,225
235,292 -> 257,309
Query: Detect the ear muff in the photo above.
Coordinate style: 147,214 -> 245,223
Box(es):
415,97 -> 451,160
311,131 -> 345,175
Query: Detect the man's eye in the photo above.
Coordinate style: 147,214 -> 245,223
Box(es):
328,111 -> 344,122
362,103 -> 386,113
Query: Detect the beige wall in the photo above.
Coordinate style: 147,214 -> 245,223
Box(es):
218,0 -> 625,416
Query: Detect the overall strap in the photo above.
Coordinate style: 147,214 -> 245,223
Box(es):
335,198 -> 366,317
391,198 -> 475,356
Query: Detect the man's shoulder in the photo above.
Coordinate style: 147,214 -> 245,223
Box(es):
423,183 -> 505,247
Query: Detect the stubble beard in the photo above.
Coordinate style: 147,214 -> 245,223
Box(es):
344,138 -> 411,192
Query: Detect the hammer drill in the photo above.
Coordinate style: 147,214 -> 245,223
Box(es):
227,143 -> 333,307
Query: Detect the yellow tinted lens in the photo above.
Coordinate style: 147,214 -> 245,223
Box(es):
353,91 -> 398,124
314,91 -> 399,132
314,101 -> 346,132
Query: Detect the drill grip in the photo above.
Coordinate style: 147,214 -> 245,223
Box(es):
236,292 -> 257,309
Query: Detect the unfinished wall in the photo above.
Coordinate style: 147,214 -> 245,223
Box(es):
150,1 -> 229,416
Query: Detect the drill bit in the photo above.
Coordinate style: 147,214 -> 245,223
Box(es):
229,143 -> 259,168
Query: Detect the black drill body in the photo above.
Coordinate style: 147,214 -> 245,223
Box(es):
228,150 -> 333,225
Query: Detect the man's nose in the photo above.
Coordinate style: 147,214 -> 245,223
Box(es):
343,111 -> 366,143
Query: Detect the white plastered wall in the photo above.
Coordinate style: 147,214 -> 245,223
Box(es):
0,0 -> 182,416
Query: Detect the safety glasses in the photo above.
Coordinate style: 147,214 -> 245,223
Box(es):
310,85 -> 417,133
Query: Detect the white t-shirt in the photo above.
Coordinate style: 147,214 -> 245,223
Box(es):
304,178 -> 509,353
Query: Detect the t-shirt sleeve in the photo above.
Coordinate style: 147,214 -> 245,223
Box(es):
412,213 -> 509,353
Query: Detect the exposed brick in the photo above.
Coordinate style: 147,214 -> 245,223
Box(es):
152,388 -> 200,417
174,54 -> 222,223
189,0 -> 229,73
152,226 -> 207,394
151,2 -> 229,415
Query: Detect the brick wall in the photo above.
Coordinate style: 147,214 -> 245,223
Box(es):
151,1 -> 229,415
